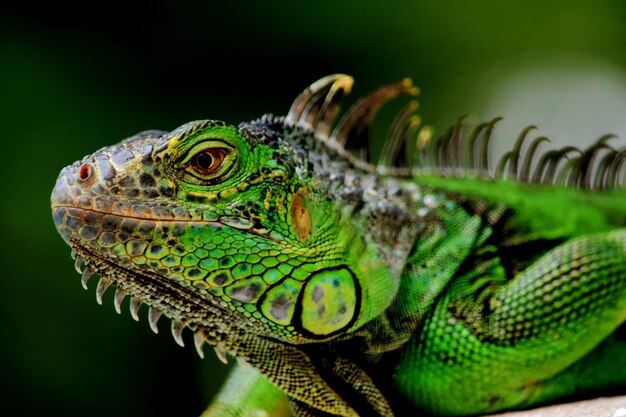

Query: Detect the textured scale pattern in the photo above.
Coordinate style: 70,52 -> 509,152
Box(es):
52,124 -> 364,341
396,231 -> 626,414
51,75 -> 626,417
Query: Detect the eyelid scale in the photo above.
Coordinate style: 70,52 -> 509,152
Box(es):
180,139 -> 235,166
177,139 -> 238,183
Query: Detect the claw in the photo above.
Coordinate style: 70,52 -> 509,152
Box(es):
193,332 -> 206,359
148,307 -> 162,334
129,297 -> 142,321
171,319 -> 185,347
113,288 -> 126,314
95,278 -> 111,305
81,267 -> 95,290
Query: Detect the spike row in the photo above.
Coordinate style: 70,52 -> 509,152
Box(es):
413,116 -> 626,191
287,75 -> 420,170
287,76 -> 626,189
330,78 -> 419,158
285,74 -> 354,138
70,249 -> 216,360
377,100 -> 421,172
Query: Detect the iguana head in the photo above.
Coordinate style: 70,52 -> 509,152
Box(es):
51,75 -> 421,360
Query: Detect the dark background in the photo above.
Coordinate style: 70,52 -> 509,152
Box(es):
2,2 -> 626,416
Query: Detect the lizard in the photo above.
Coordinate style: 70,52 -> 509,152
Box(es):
50,74 -> 626,417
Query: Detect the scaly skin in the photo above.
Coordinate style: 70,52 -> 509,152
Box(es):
51,75 -> 626,416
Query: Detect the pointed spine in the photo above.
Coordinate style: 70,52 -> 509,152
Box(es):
148,307 -> 162,334
520,136 -> 550,182
286,74 -> 353,131
74,255 -> 84,274
330,78 -> 418,156
171,319 -> 185,347
194,332 -> 206,359
113,288 -> 126,314
214,344 -> 228,364
129,298 -> 142,322
95,278 -> 111,305
378,100 -> 420,169
81,267 -> 95,290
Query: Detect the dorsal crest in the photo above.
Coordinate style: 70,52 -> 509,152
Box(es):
286,75 -> 626,190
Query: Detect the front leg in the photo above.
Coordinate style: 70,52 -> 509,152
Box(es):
395,230 -> 626,415
202,362 -> 291,417
288,399 -> 342,417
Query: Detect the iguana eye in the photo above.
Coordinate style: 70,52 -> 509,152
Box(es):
190,148 -> 228,176
180,140 -> 236,183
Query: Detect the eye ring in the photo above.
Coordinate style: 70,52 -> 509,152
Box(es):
177,138 -> 237,184
189,148 -> 228,176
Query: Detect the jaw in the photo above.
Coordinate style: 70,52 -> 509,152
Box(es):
68,238 -> 238,359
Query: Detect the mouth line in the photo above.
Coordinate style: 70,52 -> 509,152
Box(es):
52,203 -> 215,224
53,204 -> 281,242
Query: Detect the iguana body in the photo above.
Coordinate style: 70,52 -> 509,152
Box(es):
51,75 -> 626,416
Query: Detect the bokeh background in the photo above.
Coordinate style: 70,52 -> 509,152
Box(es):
2,1 -> 626,416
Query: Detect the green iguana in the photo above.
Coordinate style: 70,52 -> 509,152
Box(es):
51,75 -> 626,416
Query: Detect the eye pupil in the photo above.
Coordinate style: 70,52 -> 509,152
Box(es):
195,152 -> 214,170
188,148 -> 229,177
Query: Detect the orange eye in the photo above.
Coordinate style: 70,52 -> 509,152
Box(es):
189,148 -> 228,176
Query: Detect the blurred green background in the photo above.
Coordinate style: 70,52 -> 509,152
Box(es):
2,1 -> 626,416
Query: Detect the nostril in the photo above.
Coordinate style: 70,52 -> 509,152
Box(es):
78,163 -> 94,183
